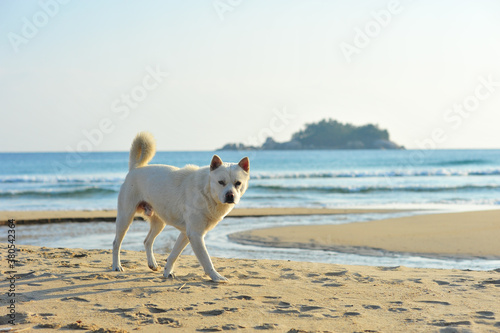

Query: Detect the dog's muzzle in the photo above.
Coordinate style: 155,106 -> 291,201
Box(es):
224,192 -> 235,204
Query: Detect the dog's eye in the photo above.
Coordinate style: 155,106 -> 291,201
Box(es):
218,180 -> 226,186
235,181 -> 241,187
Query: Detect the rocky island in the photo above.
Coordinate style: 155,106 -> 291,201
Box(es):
219,119 -> 404,151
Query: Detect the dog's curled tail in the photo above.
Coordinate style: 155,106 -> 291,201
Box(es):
129,132 -> 156,171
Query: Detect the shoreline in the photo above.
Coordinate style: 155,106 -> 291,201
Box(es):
0,207 -> 406,225
229,209 -> 500,261
228,235 -> 500,261
2,208 -> 500,265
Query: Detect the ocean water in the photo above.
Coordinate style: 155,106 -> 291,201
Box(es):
1,149 -> 500,211
2,149 -> 500,270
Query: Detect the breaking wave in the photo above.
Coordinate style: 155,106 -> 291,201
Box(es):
0,186 -> 117,198
251,184 -> 500,194
251,168 -> 500,179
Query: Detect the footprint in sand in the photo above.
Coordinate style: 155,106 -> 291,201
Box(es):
76,273 -> 113,281
273,308 -> 300,314
388,307 -> 408,313
39,313 -> 56,318
100,307 -> 136,317
429,320 -> 471,327
352,273 -> 375,283
157,317 -> 181,328
322,313 -> 340,319
254,323 -> 279,330
230,295 -> 254,300
0,312 -> 29,325
119,260 -> 138,269
261,298 -> 284,306
239,283 -> 264,288
36,323 -> 62,329
481,279 -> 500,286
64,322 -> 100,330
145,304 -> 170,313
198,324 -> 243,331
343,311 -> 361,317
433,280 -> 451,285
418,300 -> 451,306
475,311 -> 495,320
281,273 -> 300,280
263,296 -> 281,300
311,277 -> 331,283
61,296 -> 90,302
325,270 -> 348,277
15,271 -> 36,278
35,272 -> 58,278
198,309 -> 225,316
299,305 -> 323,312
363,305 -> 381,310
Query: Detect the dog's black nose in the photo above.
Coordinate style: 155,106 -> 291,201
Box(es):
225,192 -> 235,203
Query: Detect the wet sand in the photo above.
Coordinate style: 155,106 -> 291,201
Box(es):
0,207 -> 403,224
229,210 -> 500,260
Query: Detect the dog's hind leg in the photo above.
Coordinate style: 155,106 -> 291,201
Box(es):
163,232 -> 189,278
144,215 -> 166,271
112,205 -> 136,272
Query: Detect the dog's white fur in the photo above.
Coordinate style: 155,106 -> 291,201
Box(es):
112,132 -> 250,282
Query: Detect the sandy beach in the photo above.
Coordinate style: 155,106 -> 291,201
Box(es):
1,245 -> 499,332
230,209 -> 500,260
1,208 -> 500,332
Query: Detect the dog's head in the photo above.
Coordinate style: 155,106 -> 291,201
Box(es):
209,155 -> 250,205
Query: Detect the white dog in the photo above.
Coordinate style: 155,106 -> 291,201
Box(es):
112,132 -> 250,283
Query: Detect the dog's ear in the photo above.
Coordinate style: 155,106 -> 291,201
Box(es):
238,157 -> 250,173
210,155 -> 223,171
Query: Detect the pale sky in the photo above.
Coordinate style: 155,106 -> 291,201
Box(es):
1,0 -> 500,152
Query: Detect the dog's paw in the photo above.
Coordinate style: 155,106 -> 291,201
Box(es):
209,271 -> 229,283
112,265 -> 124,272
148,262 -> 159,271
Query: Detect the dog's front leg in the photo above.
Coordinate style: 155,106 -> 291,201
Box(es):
163,232 -> 189,278
188,231 -> 228,283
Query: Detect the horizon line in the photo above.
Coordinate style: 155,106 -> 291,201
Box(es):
1,148 -> 500,154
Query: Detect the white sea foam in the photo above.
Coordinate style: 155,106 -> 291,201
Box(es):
251,168 -> 500,179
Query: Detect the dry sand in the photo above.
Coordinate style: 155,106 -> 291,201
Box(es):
230,210 -> 500,260
1,245 -> 499,332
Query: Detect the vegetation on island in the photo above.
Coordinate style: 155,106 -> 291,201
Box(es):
219,118 -> 404,150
